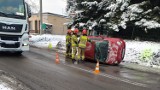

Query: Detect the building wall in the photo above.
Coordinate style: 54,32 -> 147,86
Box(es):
29,13 -> 71,35
29,15 -> 40,34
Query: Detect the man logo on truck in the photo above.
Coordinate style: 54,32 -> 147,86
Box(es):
2,26 -> 16,30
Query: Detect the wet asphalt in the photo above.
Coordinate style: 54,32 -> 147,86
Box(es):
0,47 -> 160,90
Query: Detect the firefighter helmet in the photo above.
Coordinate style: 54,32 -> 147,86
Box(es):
67,29 -> 71,34
74,28 -> 79,34
82,29 -> 87,35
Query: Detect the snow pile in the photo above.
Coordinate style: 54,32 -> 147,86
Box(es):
0,83 -> 12,90
29,34 -> 66,49
0,70 -> 31,90
124,40 -> 160,68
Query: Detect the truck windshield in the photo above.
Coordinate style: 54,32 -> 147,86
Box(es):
0,0 -> 26,19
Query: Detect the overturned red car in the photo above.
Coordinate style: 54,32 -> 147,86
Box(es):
85,36 -> 125,65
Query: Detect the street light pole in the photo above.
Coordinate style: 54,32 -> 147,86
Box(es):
40,0 -> 43,34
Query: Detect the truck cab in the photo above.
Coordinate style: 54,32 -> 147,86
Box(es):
0,0 -> 31,54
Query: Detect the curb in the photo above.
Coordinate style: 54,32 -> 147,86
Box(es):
120,62 -> 160,75
30,46 -> 65,54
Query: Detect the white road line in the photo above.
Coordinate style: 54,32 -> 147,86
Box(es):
63,63 -> 147,88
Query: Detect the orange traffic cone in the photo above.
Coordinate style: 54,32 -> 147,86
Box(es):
55,52 -> 60,64
93,61 -> 100,74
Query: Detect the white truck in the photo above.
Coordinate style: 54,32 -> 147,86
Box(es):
0,0 -> 31,54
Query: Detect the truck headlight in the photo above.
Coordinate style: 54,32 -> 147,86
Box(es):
22,38 -> 29,46
23,43 -> 28,46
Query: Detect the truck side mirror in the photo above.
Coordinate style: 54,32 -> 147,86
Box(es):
26,4 -> 31,18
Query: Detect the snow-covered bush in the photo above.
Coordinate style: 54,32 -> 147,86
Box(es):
124,40 -> 160,68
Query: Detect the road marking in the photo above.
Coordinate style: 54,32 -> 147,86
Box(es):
63,63 -> 147,88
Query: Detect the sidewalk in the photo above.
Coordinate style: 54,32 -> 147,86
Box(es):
120,62 -> 160,75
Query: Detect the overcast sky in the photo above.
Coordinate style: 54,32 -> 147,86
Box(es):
42,0 -> 67,15
27,0 -> 67,15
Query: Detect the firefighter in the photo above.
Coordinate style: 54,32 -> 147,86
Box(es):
77,29 -> 90,63
71,28 -> 79,61
66,29 -> 72,57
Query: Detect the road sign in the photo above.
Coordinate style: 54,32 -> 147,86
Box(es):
42,23 -> 46,30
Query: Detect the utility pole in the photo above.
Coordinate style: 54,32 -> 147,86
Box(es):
40,0 -> 43,34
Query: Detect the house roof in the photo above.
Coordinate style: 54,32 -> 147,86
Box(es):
32,12 -> 70,19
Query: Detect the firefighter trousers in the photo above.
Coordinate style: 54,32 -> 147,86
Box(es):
72,47 -> 77,60
66,44 -> 71,57
78,47 -> 85,60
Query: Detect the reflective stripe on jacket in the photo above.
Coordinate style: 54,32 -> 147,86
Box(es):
71,35 -> 78,47
78,35 -> 88,48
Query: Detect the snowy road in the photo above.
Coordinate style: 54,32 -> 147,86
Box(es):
0,47 -> 159,90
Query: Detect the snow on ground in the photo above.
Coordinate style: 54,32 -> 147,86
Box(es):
0,83 -> 12,90
0,71 -> 13,90
29,34 -> 160,68
0,70 -> 31,90
29,34 -> 66,49
124,40 -> 160,68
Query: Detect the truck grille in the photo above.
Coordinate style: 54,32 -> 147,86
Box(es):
0,35 -> 21,48
1,36 -> 19,41
95,41 -> 109,62
1,42 -> 20,48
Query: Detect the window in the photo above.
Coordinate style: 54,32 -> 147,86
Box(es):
35,20 -> 38,33
0,0 -> 26,19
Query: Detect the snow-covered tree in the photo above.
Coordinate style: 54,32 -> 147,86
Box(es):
25,0 -> 39,13
67,0 -> 160,40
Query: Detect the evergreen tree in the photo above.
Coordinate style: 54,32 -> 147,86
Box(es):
66,0 -> 160,40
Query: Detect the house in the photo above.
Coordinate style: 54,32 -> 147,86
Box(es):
29,12 -> 71,35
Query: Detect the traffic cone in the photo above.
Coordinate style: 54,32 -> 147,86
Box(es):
93,61 -> 100,74
55,52 -> 60,64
